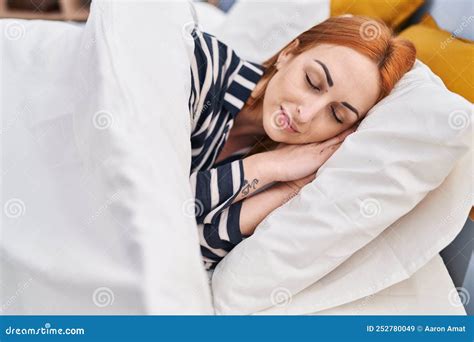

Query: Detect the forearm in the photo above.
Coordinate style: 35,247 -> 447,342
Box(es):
239,182 -> 300,236
231,152 -> 278,204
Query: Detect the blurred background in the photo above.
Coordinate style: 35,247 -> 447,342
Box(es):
0,0 -> 91,21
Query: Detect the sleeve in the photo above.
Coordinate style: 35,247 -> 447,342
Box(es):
188,27 -> 263,125
190,159 -> 245,226
190,159 -> 247,270
198,201 -> 244,270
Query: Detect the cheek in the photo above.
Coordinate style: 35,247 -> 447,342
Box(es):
261,79 -> 280,132
263,73 -> 281,106
262,71 -> 298,115
277,67 -> 301,94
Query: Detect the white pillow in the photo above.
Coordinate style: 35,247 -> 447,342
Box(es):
211,60 -> 472,314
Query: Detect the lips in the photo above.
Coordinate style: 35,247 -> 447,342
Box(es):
280,106 -> 299,133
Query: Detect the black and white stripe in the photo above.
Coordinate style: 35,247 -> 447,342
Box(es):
187,28 -> 264,270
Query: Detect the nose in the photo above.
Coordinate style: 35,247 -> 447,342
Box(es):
295,98 -> 327,124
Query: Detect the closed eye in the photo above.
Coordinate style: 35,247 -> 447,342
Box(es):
305,73 -> 321,92
331,106 -> 343,124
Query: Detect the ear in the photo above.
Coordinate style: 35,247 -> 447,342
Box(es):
276,39 -> 300,69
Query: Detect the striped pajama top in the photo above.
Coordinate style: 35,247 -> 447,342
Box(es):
187,27 -> 265,270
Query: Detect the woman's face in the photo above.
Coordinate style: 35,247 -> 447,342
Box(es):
262,42 -> 381,144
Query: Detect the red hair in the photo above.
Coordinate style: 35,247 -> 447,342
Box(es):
248,16 -> 416,106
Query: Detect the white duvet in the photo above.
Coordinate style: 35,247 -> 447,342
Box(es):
1,0 -> 213,314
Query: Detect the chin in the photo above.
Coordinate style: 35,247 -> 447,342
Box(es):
263,121 -> 292,143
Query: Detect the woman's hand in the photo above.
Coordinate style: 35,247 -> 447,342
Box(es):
270,126 -> 356,182
275,173 -> 317,202
239,173 -> 317,236
287,173 -> 317,190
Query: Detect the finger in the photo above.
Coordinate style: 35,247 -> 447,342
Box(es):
305,173 -> 316,182
318,127 -> 356,150
338,126 -> 357,140
317,135 -> 345,150
284,181 -> 301,192
292,173 -> 316,188
321,142 -> 342,155
300,173 -> 316,182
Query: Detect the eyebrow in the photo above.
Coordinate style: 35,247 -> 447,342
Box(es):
341,101 -> 360,118
314,59 -> 333,87
313,59 -> 360,119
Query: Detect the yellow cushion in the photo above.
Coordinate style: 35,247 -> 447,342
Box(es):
330,0 -> 424,29
418,14 -> 439,28
399,24 -> 474,102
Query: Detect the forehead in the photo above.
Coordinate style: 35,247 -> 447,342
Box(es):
299,43 -> 380,113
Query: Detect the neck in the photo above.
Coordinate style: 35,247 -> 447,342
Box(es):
232,102 -> 266,138
231,81 -> 267,139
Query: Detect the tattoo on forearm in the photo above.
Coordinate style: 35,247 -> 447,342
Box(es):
282,189 -> 299,205
241,178 -> 259,196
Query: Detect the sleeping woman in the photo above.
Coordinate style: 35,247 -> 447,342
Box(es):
188,16 -> 416,270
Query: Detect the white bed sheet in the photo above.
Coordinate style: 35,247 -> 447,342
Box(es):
207,254 -> 466,315
309,254 -> 466,315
